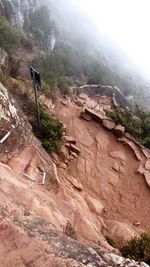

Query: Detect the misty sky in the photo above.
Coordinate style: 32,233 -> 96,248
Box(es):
72,0 -> 150,79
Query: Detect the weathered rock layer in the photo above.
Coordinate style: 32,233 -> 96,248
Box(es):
0,0 -> 40,28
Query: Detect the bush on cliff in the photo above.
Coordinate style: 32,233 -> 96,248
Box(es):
0,16 -> 21,53
107,107 -> 150,149
120,233 -> 150,264
32,106 -> 63,154
30,6 -> 57,51
22,36 -> 34,51
105,236 -> 116,248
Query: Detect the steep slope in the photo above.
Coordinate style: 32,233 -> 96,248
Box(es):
51,95 -> 150,243
0,81 -> 150,266
0,157 -> 149,267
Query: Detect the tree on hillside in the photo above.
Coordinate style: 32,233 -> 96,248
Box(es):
30,6 -> 57,51
0,16 -> 21,53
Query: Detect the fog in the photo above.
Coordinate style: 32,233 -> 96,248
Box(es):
43,0 -> 150,83
73,0 -> 150,80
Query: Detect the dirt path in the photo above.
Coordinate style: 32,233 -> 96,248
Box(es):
54,100 -> 150,233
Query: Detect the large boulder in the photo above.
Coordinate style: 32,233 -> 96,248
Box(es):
102,119 -> 116,130
84,108 -> 106,124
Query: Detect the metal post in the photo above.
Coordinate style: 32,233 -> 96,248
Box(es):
33,75 -> 41,128
29,66 -> 41,128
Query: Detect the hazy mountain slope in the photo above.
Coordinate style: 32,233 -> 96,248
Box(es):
41,0 -> 147,91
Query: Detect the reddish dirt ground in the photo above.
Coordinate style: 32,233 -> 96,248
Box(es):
54,100 -> 150,233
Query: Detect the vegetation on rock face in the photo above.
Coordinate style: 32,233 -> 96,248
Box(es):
28,4 -> 147,99
22,36 -> 34,51
30,6 -> 56,51
32,50 -> 70,95
31,38 -> 145,99
32,106 -> 63,154
107,107 -> 150,149
105,235 -> 116,248
0,16 -> 21,53
120,233 -> 150,264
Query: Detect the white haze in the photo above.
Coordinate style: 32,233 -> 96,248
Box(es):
71,0 -> 150,80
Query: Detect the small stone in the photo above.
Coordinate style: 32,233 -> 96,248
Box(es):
66,175 -> 84,191
145,160 -> 150,170
63,136 -> 76,144
59,162 -> 67,170
112,162 -> 120,172
80,112 -> 91,121
82,258 -> 87,264
66,144 -> 80,155
114,125 -> 125,138
71,152 -> 78,158
134,221 -> 141,226
60,100 -> 67,105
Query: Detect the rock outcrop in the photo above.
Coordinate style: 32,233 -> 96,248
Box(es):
102,119 -> 116,131
77,84 -> 130,110
0,0 -> 40,29
84,108 -> 106,123
0,81 -> 57,183
0,0 -> 56,52
114,124 -> 125,138
0,48 -> 8,72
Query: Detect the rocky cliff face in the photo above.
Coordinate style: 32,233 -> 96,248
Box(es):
0,0 -> 40,28
0,0 -> 56,51
77,85 -> 130,110
0,48 -> 8,73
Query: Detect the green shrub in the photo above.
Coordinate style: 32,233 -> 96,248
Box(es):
57,77 -> 70,95
22,36 -> 34,51
42,80 -> 53,97
107,107 -> 150,149
9,58 -> 21,78
105,235 -> 116,248
120,233 -> 150,264
141,137 -> 150,149
32,106 -> 63,154
30,6 -> 56,50
32,27 -> 44,46
0,16 -> 21,53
